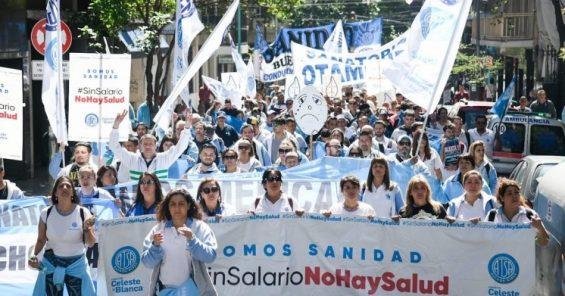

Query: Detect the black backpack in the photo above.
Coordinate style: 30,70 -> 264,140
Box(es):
487,208 -> 533,222
45,205 -> 86,243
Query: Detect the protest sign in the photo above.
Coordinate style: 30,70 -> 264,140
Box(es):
257,18 -> 382,82
68,53 -> 132,142
292,86 -> 328,135
0,67 -> 23,160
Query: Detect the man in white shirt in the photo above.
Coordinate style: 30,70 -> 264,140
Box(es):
467,115 -> 495,158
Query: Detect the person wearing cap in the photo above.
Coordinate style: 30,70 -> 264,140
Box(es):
284,116 -> 307,154
214,111 -> 239,148
110,110 -> 193,181
248,115 -> 271,145
0,160 -> 24,200
284,151 -> 300,169
263,116 -> 298,163
50,142 -> 99,187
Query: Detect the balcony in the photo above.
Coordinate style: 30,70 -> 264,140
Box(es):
471,12 -> 536,48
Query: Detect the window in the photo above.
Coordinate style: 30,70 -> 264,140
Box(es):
495,123 -> 525,153
530,125 -> 565,156
530,164 -> 556,197
512,161 -> 528,185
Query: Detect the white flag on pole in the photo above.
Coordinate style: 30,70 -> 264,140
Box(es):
383,0 -> 473,112
42,0 -> 67,145
323,20 -> 348,55
172,0 -> 204,106
228,34 -> 257,99
246,59 -> 257,99
202,75 -> 243,108
153,0 -> 240,130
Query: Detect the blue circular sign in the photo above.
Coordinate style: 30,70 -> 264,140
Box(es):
85,113 -> 99,127
112,246 -> 140,274
488,253 -> 519,284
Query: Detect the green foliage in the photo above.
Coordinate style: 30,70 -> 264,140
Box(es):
560,48 -> 565,61
257,0 -> 304,23
452,45 -> 503,85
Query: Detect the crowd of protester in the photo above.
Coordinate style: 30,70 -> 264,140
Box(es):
0,82 -> 556,295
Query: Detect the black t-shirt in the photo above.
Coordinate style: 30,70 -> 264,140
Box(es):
399,203 -> 447,220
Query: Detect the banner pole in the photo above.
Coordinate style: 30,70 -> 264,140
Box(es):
309,134 -> 314,160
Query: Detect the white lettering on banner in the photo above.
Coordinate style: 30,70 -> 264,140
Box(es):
68,53 -> 131,142
504,117 -> 551,125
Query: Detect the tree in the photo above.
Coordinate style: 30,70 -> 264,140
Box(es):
452,44 -> 503,86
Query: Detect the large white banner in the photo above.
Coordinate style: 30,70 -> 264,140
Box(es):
0,67 -> 23,160
96,215 -> 536,296
68,53 -> 131,142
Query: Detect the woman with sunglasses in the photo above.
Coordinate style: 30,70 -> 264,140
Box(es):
323,175 -> 375,218
236,139 -> 262,172
197,178 -> 235,218
253,168 -> 298,213
126,172 -> 164,216
347,146 -> 363,158
222,148 -> 241,174
142,189 -> 218,295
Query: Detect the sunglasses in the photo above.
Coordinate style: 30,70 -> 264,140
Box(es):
349,153 -> 361,157
201,186 -> 220,194
265,176 -> 282,183
278,148 -> 292,154
139,179 -> 155,185
398,141 -> 411,147
223,155 -> 238,160
238,146 -> 250,150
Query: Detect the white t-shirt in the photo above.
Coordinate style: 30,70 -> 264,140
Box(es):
254,194 -> 294,213
40,205 -> 92,257
421,149 -> 443,175
452,197 -> 487,220
362,184 -> 401,218
328,201 -> 376,218
468,128 -> 495,158
159,226 -> 193,287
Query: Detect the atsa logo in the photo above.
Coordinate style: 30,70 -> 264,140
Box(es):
112,246 -> 140,274
488,253 -> 519,284
85,113 -> 99,127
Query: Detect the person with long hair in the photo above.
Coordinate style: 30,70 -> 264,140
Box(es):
485,179 -> 549,246
126,172 -> 164,216
158,135 -> 178,152
142,189 -> 218,294
468,140 -> 497,192
412,131 -> 443,181
400,176 -> 451,220
236,139 -> 262,172
29,176 -> 96,295
323,175 -> 375,218
96,165 -> 118,188
197,179 -> 236,218
361,157 -> 404,218
222,148 -> 241,174
447,170 -> 496,222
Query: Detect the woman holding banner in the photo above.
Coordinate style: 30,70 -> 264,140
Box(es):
126,172 -> 164,216
447,170 -> 496,222
197,178 -> 236,218
399,176 -> 452,221
142,189 -> 218,295
361,157 -> 404,219
29,176 -> 96,295
323,175 -> 375,219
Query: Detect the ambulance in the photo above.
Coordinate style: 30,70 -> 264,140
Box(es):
487,113 -> 565,174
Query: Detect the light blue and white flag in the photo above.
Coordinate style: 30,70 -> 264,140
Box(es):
245,59 -> 257,99
383,0 -> 473,112
201,75 -> 243,107
154,0 -> 240,130
42,0 -> 67,145
323,20 -> 348,55
490,75 -> 516,119
172,0 -> 204,106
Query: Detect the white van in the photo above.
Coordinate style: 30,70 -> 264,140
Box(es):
487,113 -> 565,174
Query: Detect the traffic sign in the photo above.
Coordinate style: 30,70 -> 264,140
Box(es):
30,18 -> 72,55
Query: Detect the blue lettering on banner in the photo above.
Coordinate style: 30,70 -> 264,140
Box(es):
488,286 -> 520,296
488,253 -> 519,284
112,246 -> 140,274
111,277 -> 144,294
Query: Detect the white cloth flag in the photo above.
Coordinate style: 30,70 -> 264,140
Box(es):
383,0 -> 472,111
323,20 -> 348,55
201,75 -> 243,108
42,0 -> 67,145
228,34 -> 256,99
153,0 -> 240,130
172,0 -> 204,106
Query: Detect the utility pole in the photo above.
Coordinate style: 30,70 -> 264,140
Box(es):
237,6 -> 242,53
475,0 -> 480,55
